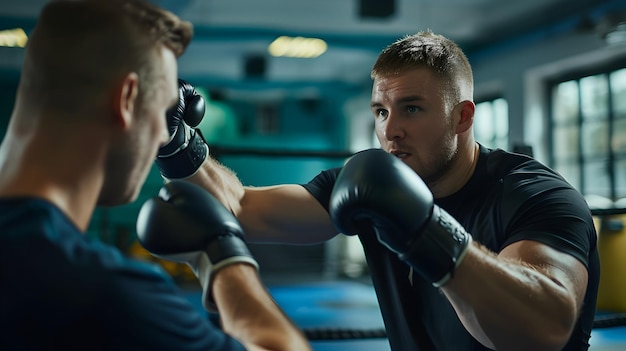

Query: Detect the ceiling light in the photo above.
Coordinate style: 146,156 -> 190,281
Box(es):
0,28 -> 28,48
597,11 -> 626,46
604,22 -> 626,45
268,36 -> 327,58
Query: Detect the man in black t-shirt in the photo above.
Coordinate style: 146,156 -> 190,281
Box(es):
302,146 -> 598,350
167,31 -> 599,350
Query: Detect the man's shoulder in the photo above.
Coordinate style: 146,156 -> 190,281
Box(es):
0,196 -> 170,293
0,197 -> 58,227
483,147 -> 536,172
482,147 -> 564,184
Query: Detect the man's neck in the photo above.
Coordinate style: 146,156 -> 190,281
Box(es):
0,127 -> 104,232
429,142 -> 480,199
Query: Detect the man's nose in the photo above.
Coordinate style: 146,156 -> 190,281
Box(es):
383,113 -> 404,141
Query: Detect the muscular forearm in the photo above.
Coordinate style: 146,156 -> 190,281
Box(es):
213,264 -> 311,351
186,157 -> 245,215
188,159 -> 337,244
442,243 -> 580,351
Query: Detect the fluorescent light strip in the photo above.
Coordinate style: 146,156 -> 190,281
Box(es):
0,28 -> 28,48
268,36 -> 327,58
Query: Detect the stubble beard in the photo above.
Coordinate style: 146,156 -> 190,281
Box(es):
420,133 -> 458,185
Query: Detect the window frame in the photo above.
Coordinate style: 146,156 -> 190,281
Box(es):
547,60 -> 626,201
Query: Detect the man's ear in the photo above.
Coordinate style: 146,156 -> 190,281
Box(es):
113,72 -> 139,129
455,100 -> 475,134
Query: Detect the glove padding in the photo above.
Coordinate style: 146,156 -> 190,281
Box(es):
156,79 -> 209,179
329,149 -> 472,287
136,180 -> 259,312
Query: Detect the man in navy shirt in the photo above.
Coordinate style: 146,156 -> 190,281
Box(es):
0,1 -> 310,350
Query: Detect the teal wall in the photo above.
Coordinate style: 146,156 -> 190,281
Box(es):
194,85 -> 351,187
0,74 -> 17,137
0,75 -> 352,249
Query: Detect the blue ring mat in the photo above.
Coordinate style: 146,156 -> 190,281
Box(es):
183,280 -> 626,350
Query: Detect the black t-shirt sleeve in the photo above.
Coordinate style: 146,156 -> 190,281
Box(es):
300,167 -> 341,213
500,171 -> 597,269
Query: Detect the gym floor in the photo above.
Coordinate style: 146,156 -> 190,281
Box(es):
182,278 -> 626,351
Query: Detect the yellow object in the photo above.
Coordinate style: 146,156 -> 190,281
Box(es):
595,214 -> 626,312
127,240 -> 196,283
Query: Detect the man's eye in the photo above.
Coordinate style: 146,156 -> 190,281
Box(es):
375,110 -> 388,119
407,106 -> 420,113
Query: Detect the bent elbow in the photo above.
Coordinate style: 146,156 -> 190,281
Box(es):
533,302 -> 579,351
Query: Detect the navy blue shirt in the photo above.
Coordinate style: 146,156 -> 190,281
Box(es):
0,198 -> 246,351
303,146 -> 599,351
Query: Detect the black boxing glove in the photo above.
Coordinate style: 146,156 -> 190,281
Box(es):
136,180 -> 259,312
156,79 -> 209,179
329,149 -> 472,287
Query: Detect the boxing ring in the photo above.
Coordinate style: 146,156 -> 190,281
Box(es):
185,146 -> 626,350
181,282 -> 626,351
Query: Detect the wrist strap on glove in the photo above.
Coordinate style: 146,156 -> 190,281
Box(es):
399,206 -> 472,287
191,235 -> 259,312
156,126 -> 209,179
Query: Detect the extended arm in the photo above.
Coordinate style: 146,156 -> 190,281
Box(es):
189,159 -> 337,244
156,80 -> 336,244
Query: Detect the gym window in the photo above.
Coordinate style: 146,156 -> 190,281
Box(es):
549,67 -> 626,202
474,97 -> 509,150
